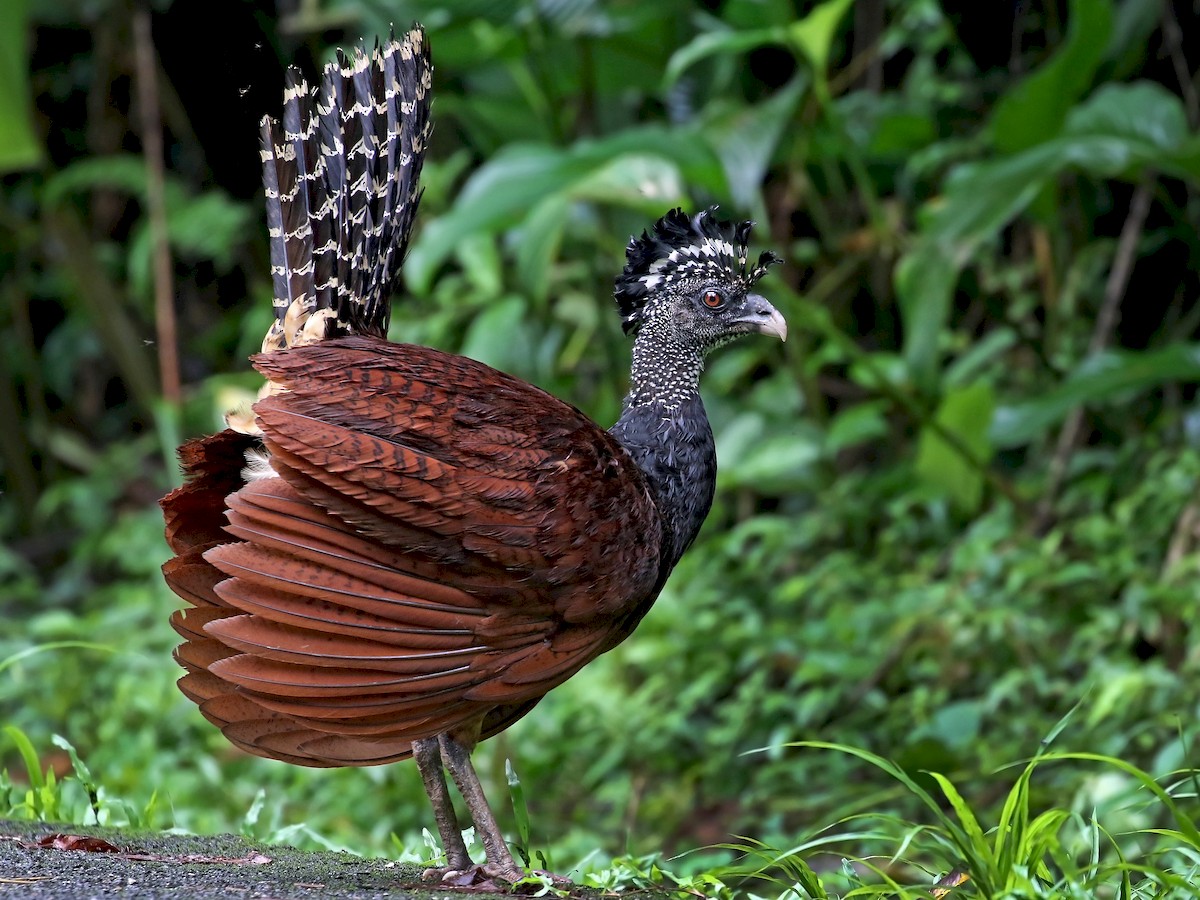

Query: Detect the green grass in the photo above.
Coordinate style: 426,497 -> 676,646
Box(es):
5,721 -> 1197,898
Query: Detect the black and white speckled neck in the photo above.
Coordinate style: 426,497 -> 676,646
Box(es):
624,319 -> 707,410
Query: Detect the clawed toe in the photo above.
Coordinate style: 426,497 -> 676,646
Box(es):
420,863 -> 570,891
421,863 -> 523,889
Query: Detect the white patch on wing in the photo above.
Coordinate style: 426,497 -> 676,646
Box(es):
241,447 -> 276,483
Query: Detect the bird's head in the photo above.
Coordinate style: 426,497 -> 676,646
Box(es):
614,208 -> 785,353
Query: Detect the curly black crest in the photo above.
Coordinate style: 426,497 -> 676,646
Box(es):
613,207 -> 781,335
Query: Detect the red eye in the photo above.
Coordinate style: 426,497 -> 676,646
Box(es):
702,289 -> 724,308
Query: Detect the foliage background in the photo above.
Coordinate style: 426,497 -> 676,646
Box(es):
2,0 -> 1199,890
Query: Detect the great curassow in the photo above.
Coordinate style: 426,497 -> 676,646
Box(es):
160,25 -> 785,886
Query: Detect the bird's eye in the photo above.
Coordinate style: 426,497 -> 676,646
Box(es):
702,289 -> 725,308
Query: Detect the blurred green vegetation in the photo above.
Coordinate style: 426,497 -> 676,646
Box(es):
3,0 -> 1200,895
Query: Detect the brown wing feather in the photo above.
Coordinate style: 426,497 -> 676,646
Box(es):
162,431 -> 259,553
161,336 -> 664,767
250,336 -> 663,617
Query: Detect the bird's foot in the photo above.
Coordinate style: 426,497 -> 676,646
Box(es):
421,864 -> 570,891
421,862 -> 520,889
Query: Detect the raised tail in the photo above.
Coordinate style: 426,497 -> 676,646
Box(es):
258,26 -> 432,352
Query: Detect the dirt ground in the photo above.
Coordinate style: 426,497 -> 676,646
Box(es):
0,820 -> 517,899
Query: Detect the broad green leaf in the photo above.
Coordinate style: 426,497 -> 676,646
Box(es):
45,155 -> 186,208
0,0 -> 40,172
943,327 -> 1019,388
990,0 -> 1113,154
716,412 -> 823,490
1063,81 -> 1200,178
825,400 -> 889,454
725,432 -> 822,489
406,128 -> 722,293
702,77 -> 806,216
456,231 -> 504,297
405,145 -> 586,294
723,0 -> 797,29
663,0 -> 850,94
787,0 -> 854,95
992,344 -> 1200,448
832,91 -> 938,159
515,194 -> 570,301
898,82 -> 1200,386
895,243 -> 979,388
663,25 -> 789,89
458,294 -> 536,376
915,381 -> 995,513
570,153 -> 687,206
1107,0 -> 1162,78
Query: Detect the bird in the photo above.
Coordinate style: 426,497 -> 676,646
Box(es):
160,24 -> 785,886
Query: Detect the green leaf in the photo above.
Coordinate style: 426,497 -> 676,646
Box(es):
663,25 -> 789,89
570,153 -> 687,206
992,344 -> 1200,448
723,0 -> 797,29
1106,0 -> 1162,78
897,82 -> 1200,386
405,128 -> 721,294
915,381 -> 995,512
515,194 -> 570,301
2,726 -> 44,792
51,735 -> 98,813
929,772 -> 993,868
455,232 -> 504,297
895,243 -> 982,389
505,759 -> 532,867
716,412 -> 823,491
662,0 -> 849,97
0,0 -> 40,172
0,641 -> 115,675
702,77 -> 806,216
786,0 -> 854,94
825,400 -> 889,455
989,0 -> 1114,154
44,155 -> 171,206
1042,753 -> 1200,848
1062,81 -> 1200,179
458,295 -> 536,375
994,759 -> 1035,875
943,327 -> 1019,388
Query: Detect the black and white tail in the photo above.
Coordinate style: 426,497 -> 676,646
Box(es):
258,26 -> 432,352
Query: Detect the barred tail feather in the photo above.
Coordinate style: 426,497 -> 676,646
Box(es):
277,71 -> 317,331
372,32 -> 432,335
260,26 -> 431,354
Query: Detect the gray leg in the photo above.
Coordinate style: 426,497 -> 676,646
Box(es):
411,737 -> 472,871
437,733 -> 522,881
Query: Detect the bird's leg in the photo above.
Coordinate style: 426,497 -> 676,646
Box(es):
437,732 -> 524,883
411,737 -> 472,873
